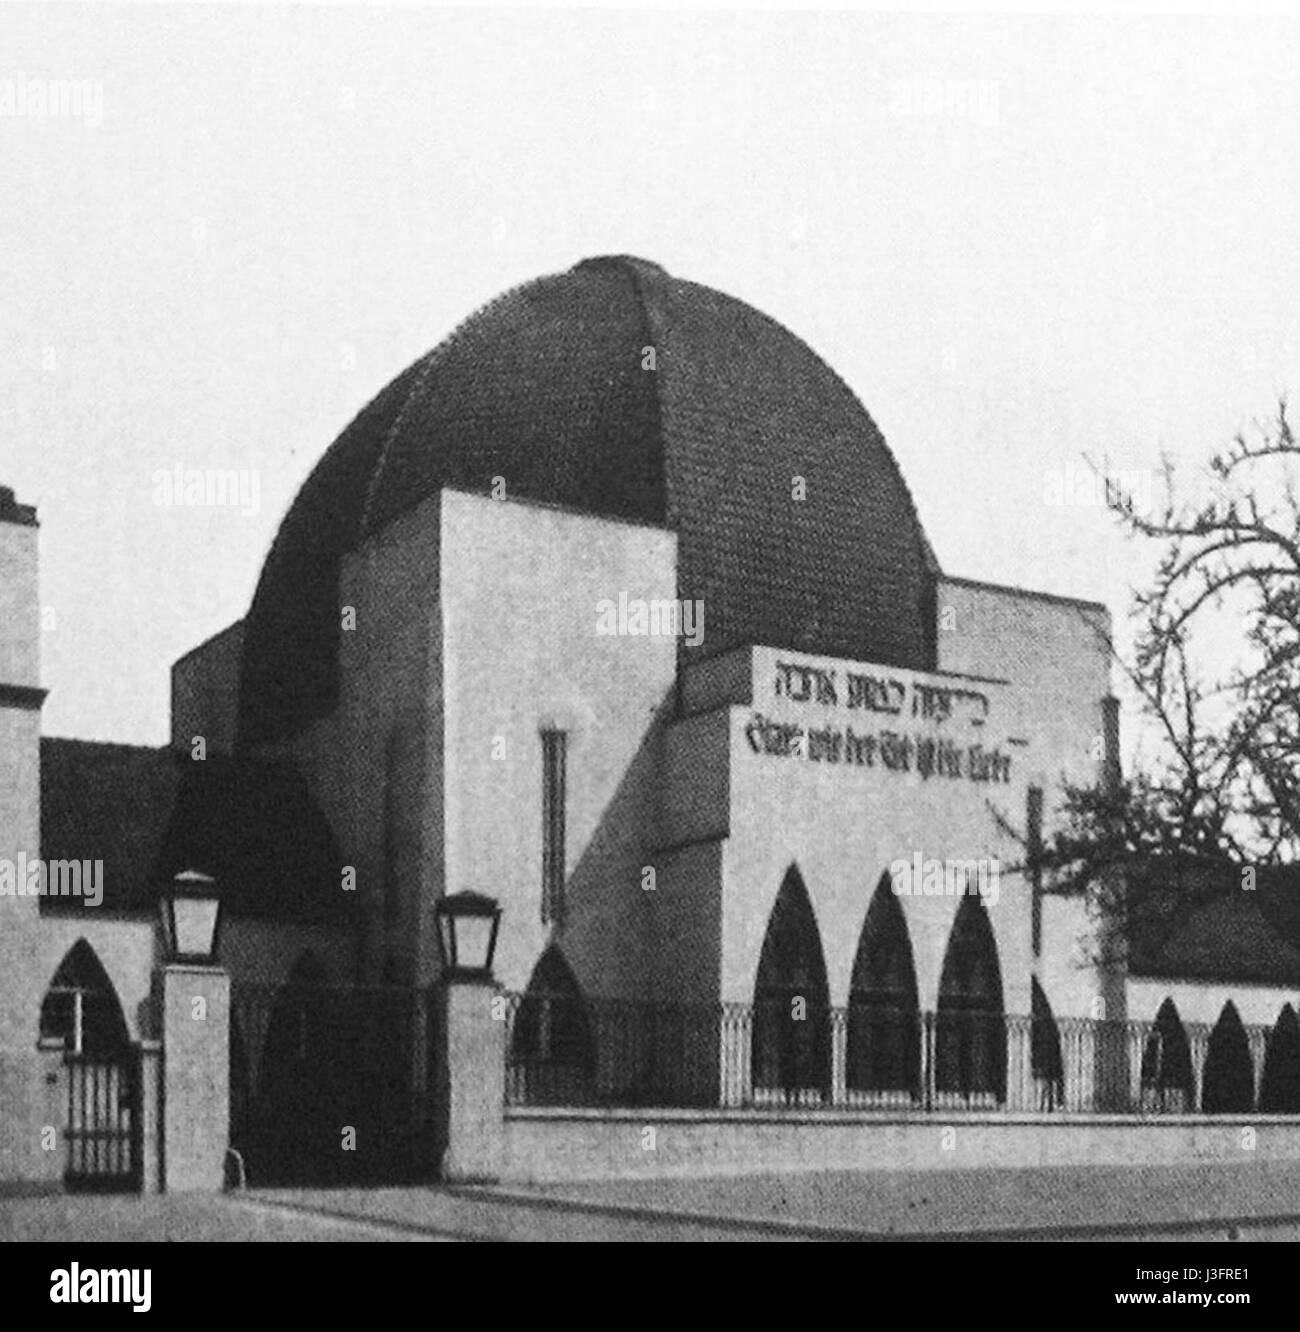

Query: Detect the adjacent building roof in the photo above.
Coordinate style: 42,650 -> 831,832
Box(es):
1126,859 -> 1300,987
0,485 -> 38,526
236,255 -> 940,746
39,738 -> 349,923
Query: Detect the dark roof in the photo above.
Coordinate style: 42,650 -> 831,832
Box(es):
39,740 -> 179,915
237,255 -> 939,746
40,738 -> 350,923
0,485 -> 38,526
1126,859 -> 1300,986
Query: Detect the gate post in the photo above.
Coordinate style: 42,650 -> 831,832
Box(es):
162,965 -> 230,1191
439,978 -> 505,1183
433,891 -> 505,1184
137,1039 -> 161,1194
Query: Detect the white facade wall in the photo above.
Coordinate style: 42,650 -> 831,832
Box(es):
438,489 -> 678,999
936,576 -> 1114,1021
718,647 -> 1031,1013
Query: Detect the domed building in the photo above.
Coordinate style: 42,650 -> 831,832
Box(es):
4,259 -> 1300,1192
236,254 -> 940,749
212,254 -> 1038,1014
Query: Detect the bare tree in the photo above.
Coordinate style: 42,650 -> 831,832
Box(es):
1108,400 -> 1300,865
998,404 -> 1299,952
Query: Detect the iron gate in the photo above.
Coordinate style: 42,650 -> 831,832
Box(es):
64,1050 -> 141,1192
231,983 -> 439,1187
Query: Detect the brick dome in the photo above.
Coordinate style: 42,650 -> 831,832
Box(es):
237,256 -> 939,746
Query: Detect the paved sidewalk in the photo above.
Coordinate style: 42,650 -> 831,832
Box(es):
503,1160 -> 1300,1239
0,1190 -> 452,1242
7,1162 -> 1300,1242
249,1160 -> 1300,1241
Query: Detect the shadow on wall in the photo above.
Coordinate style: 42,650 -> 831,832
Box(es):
553,688 -> 677,1002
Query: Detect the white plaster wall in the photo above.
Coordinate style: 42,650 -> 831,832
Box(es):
722,646 -> 1033,1015
0,516 -> 48,1182
937,577 -> 1115,1019
1127,978 -> 1300,1032
439,490 -> 678,999
0,518 -> 40,691
1039,894 -> 1107,1019
504,1109 -> 1300,1186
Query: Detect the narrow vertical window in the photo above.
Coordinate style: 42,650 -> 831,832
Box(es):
1027,785 -> 1043,957
541,728 -> 567,924
1101,695 -> 1122,793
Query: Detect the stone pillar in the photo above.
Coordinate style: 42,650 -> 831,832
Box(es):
1092,697 -> 1132,1111
0,489 -> 45,1185
830,1010 -> 847,1107
440,979 -> 504,1184
162,965 -> 229,1192
137,1040 -> 162,1194
35,1042 -> 68,1187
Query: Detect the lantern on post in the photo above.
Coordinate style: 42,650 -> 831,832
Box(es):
158,869 -> 223,965
434,891 -> 501,982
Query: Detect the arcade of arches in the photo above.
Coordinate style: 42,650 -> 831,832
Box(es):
500,865 -> 1300,1114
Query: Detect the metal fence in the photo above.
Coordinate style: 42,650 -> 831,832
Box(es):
503,993 -> 1300,1115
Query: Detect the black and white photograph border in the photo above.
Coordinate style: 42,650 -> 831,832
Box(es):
0,0 -> 1298,1281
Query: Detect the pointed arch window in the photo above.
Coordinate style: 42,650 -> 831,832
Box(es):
751,866 -> 831,1104
540,729 -> 567,925
1201,1000 -> 1255,1114
935,896 -> 1006,1104
1140,998 -> 1194,1112
39,941 -> 130,1056
1260,1004 -> 1300,1114
1030,978 -> 1065,1110
511,947 -> 595,1105
846,875 -> 920,1102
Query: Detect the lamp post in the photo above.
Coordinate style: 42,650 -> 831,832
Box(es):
157,868 -> 229,1191
434,891 -> 504,1183
158,869 -> 223,965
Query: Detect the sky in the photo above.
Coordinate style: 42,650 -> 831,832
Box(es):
4,6 -> 1299,761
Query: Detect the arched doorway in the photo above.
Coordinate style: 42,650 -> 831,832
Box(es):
39,941 -> 138,1192
846,874 -> 920,1102
1201,1001 -> 1255,1113
510,948 -> 596,1105
1031,978 -> 1065,1110
1140,997 -> 1194,1112
751,866 -> 831,1103
1260,1004 -> 1300,1113
935,896 -> 1006,1103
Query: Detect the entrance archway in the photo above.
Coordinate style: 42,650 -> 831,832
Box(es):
39,941 -> 138,1192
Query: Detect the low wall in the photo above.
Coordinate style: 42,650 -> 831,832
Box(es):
503,1107 -> 1300,1183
